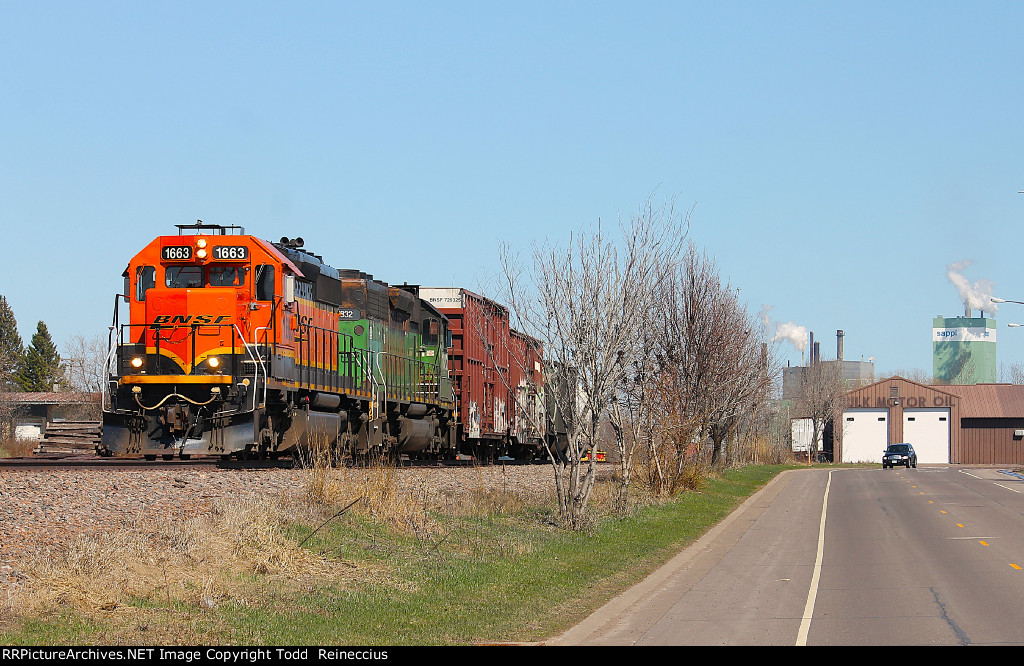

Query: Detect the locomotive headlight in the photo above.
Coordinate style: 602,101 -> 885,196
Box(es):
196,238 -> 208,248
196,248 -> 208,259
207,356 -> 220,368
130,356 -> 144,369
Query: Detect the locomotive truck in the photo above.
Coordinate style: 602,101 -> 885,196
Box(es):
99,222 -> 553,462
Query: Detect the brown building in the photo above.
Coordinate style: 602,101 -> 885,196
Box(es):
839,377 -> 1024,465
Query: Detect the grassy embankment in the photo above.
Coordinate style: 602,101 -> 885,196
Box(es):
0,460 -> 803,645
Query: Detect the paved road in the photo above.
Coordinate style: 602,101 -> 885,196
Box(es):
553,466 -> 1024,646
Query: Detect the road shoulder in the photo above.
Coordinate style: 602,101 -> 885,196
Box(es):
549,467 -> 805,645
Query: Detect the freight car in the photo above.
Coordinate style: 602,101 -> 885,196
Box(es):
419,288 -> 549,460
99,222 -> 554,463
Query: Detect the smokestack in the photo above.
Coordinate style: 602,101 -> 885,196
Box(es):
813,341 -> 820,364
837,330 -> 845,361
809,331 -> 815,365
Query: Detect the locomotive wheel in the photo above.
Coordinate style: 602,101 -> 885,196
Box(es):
144,454 -> 157,461
162,454 -> 174,461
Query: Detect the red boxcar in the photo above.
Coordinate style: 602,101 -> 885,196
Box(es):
509,328 -> 547,455
419,287 -> 546,459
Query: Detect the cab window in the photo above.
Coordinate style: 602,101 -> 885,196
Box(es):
423,318 -> 439,347
136,266 -> 155,301
208,265 -> 248,287
255,265 -> 275,301
166,266 -> 203,288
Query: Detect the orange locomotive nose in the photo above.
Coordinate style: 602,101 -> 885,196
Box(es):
144,288 -> 238,374
103,222 -> 291,460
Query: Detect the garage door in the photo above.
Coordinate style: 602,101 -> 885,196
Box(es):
902,408 -> 950,464
842,408 -> 889,462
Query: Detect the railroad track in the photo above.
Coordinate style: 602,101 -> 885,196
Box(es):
0,454 -> 549,471
0,455 -> 295,471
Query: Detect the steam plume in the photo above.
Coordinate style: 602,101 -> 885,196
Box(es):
760,305 -> 808,351
946,260 -> 998,316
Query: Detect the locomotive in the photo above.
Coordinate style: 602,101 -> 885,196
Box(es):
99,222 -> 552,461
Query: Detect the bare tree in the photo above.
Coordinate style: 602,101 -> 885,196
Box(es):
608,321 -> 660,510
999,362 -> 1024,385
796,359 -> 845,463
62,333 -> 108,392
649,244 -> 776,490
732,383 -> 791,465
501,195 -> 688,527
701,289 -> 775,469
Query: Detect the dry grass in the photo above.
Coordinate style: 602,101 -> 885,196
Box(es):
294,448 -> 440,537
0,448 -> 599,642
673,462 -> 709,493
0,438 -> 37,458
296,449 -> 553,536
1,488 -> 393,642
741,437 -> 793,465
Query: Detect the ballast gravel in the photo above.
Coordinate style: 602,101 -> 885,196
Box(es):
0,462 -> 558,578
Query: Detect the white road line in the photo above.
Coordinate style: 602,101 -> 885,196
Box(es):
995,483 -> 1021,494
946,536 -> 998,540
796,469 -> 832,646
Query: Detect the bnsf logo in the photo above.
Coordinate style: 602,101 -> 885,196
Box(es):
152,315 -> 232,324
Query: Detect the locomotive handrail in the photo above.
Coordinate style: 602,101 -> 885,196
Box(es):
296,320 -> 342,392
102,293 -> 127,410
233,324 -> 266,410
373,350 -> 385,411
102,331 -> 118,410
250,293 -> 280,367
339,344 -> 374,395
373,352 -> 446,404
286,330 -> 452,406
252,324 -> 273,404
252,327 -> 271,354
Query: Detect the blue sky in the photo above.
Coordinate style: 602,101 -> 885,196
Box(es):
2,1 -> 1023,378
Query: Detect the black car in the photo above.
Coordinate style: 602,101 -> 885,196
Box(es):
882,443 -> 917,468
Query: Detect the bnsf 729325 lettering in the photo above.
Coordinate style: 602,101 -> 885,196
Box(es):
100,222 -> 556,462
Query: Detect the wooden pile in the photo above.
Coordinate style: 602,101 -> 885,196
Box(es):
33,421 -> 102,456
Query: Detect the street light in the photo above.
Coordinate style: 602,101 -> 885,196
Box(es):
993,298 -> 1024,328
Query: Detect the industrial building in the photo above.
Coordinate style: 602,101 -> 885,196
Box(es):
786,329 -> 875,460
782,329 -> 875,400
932,315 -> 997,385
839,377 -> 1024,465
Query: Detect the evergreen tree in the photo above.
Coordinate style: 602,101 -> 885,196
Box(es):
0,296 -> 23,390
16,321 -> 65,392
